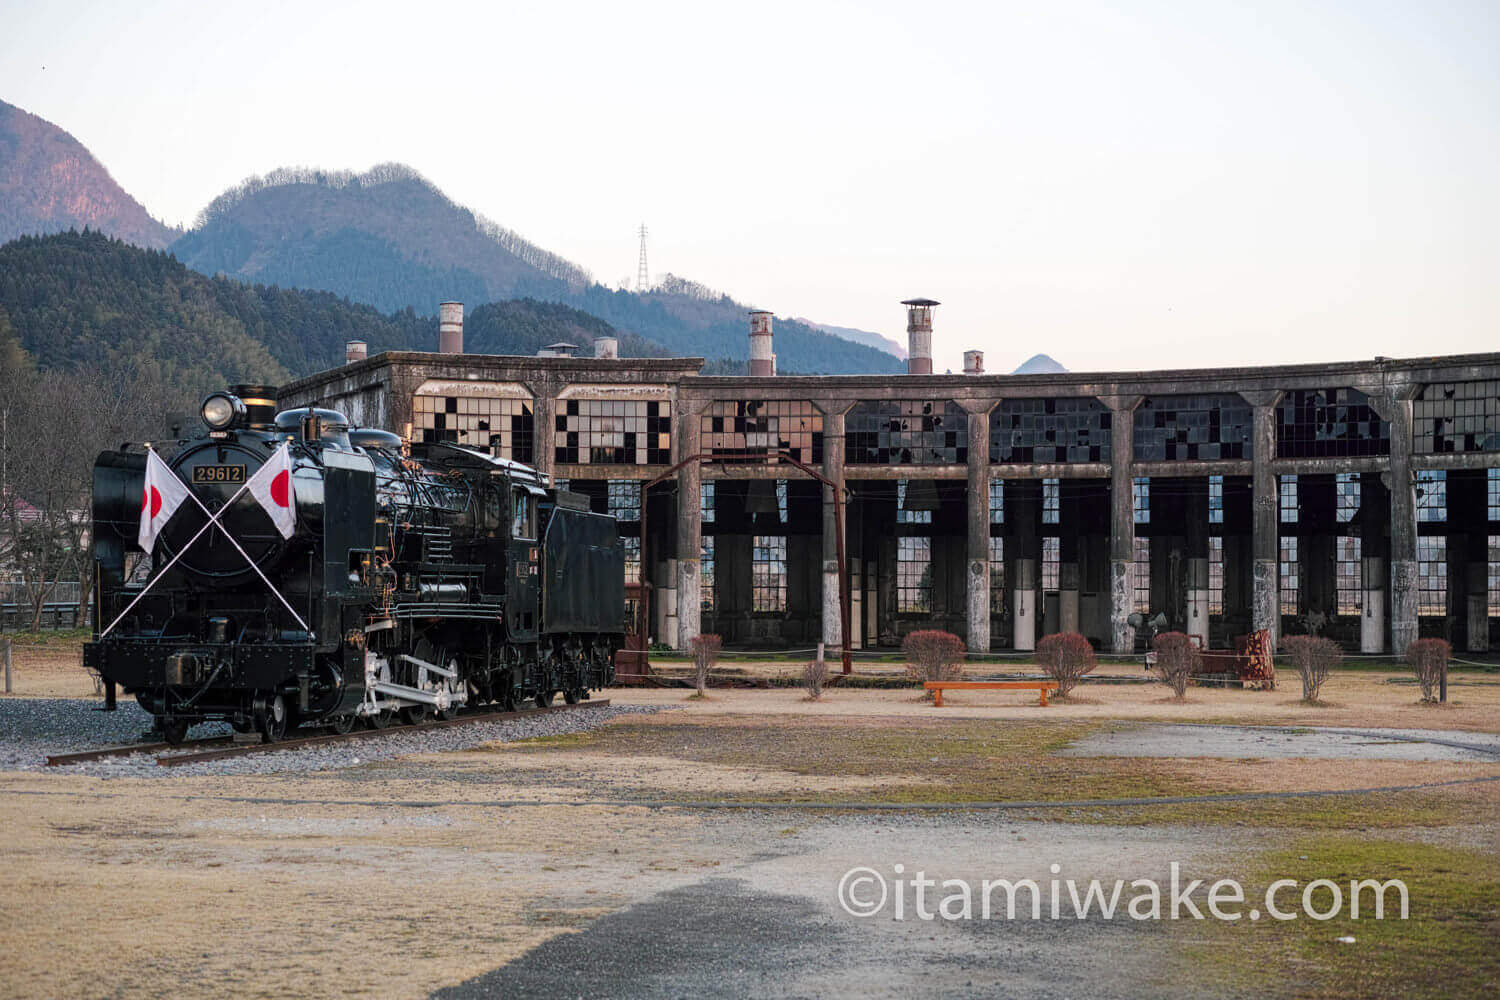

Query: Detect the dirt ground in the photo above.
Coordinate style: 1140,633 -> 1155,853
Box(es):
2,672 -> 1498,999
0,643 -> 101,699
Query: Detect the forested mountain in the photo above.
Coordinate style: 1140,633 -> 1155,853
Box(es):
0,100 -> 176,249
172,165 -> 904,374
0,231 -> 646,400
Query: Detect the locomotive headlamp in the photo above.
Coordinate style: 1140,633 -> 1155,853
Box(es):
201,393 -> 245,430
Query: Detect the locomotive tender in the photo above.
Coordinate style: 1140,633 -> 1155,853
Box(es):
84,385 -> 623,743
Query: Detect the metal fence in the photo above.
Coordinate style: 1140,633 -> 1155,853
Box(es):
0,579 -> 85,631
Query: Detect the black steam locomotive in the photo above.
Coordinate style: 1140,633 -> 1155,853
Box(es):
83,386 -> 623,743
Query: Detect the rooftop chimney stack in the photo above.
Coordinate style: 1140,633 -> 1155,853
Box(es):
439,301 -> 464,354
902,298 -> 938,374
594,336 -> 619,359
963,349 -> 984,375
345,340 -> 367,364
748,310 -> 776,376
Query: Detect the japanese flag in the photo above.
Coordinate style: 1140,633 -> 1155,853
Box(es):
247,441 -> 297,539
138,449 -> 191,553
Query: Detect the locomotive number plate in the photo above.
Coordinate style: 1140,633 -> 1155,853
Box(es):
192,464 -> 246,484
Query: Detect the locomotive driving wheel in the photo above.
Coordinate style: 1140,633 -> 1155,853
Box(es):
254,692 -> 288,743
159,718 -> 190,745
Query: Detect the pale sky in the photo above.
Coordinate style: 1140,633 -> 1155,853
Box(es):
2,0 -> 1496,373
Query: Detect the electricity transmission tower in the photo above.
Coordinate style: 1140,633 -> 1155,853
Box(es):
636,223 -> 650,292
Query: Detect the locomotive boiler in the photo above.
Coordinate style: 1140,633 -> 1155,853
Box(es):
84,385 -> 623,743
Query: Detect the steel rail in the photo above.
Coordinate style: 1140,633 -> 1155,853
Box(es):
46,735 -> 234,767
153,698 -> 612,767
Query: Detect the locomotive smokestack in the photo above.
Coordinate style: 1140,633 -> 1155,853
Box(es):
902,298 -> 938,374
439,301 -> 464,354
963,349 -> 984,375
748,310 -> 775,376
594,336 -> 619,359
345,340 -> 367,364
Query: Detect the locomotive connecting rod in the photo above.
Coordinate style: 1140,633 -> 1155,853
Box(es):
637,450 -> 853,675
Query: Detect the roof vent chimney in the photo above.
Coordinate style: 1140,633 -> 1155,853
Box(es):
748,310 -> 775,376
902,298 -> 938,374
594,336 -> 619,359
439,301 -> 464,354
963,349 -> 983,375
345,340 -> 367,364
537,342 -> 578,358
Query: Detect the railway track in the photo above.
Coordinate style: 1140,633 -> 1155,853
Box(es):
44,698 -> 611,769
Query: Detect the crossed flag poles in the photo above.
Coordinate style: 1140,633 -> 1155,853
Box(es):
100,442 -> 310,637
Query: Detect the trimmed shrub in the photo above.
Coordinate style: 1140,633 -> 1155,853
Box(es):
1406,638 -> 1451,703
903,630 -> 966,699
1281,635 -> 1342,703
688,634 -> 722,696
1152,631 -> 1199,699
1035,632 -> 1097,698
801,658 -> 828,701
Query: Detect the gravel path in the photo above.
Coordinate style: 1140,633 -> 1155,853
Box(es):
0,698 -> 662,779
1061,723 -> 1500,762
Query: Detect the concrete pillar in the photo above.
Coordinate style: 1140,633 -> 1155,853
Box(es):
1245,393 -> 1281,650
965,406 -> 992,652
531,389 -> 556,480
1012,481 -> 1039,651
1059,563 -> 1080,633
821,406 -> 847,649
1185,477 -> 1210,648
1058,480 -> 1080,635
1386,391 -> 1418,656
864,557 -> 879,647
1360,470 -> 1388,653
675,405 -> 702,650
1466,558 -> 1490,653
1103,396 -> 1140,654
660,557 -> 680,646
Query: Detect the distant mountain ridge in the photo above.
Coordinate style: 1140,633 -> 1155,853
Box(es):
0,99 -> 175,249
1012,353 -> 1068,374
0,230 -> 654,399
171,164 -> 903,374
790,317 -> 907,359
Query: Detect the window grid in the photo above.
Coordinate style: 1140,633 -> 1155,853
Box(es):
1042,537 -> 1060,591
897,480 -> 933,525
1209,475 -> 1224,524
989,536 -> 1006,615
1132,477 -> 1150,524
1208,536 -> 1224,616
1416,470 -> 1447,523
1276,388 -> 1389,458
846,400 -> 968,465
990,398 -> 1112,464
702,399 -> 822,464
1133,537 -> 1150,614
1336,473 -> 1360,524
897,536 -> 932,613
700,481 -> 714,523
1279,475 -> 1298,523
607,480 -> 641,522
1133,394 -> 1253,461
1489,535 -> 1499,618
1336,536 -> 1362,616
989,479 -> 1004,524
622,536 -> 641,584
1490,469 -> 1500,521
776,480 -> 788,523
555,398 -> 671,465
414,393 -> 534,463
1280,536 -> 1299,616
752,536 -> 787,612
1042,478 -> 1060,525
701,536 -> 715,613
1413,379 -> 1500,453
1417,536 -> 1447,616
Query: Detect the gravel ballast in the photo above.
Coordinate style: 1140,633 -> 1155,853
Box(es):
0,698 -> 660,779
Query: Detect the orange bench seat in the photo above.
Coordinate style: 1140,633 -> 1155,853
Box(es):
923,680 -> 1059,707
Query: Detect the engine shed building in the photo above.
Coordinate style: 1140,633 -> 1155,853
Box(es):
279,304 -> 1500,657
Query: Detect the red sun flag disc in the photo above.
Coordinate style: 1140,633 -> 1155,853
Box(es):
270,470 -> 290,508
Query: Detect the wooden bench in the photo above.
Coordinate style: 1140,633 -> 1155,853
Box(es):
924,680 -> 1059,707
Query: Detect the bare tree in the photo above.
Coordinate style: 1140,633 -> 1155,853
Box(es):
1152,632 -> 1199,699
1035,632 -> 1097,698
903,630 -> 966,698
801,657 -> 828,701
1281,635 -> 1342,703
689,633 -> 722,696
1406,639 -> 1451,703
